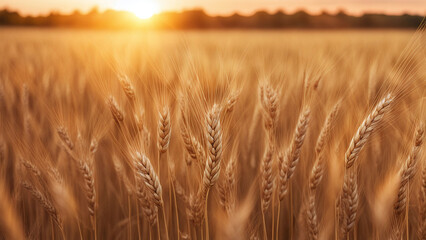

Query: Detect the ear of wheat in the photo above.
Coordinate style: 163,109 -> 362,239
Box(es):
202,104 -> 223,196
260,84 -> 279,135
306,194 -> 319,240
345,94 -> 394,169
21,159 -> 42,178
218,181 -> 227,210
224,156 -> 237,214
22,181 -> 63,229
57,126 -> 74,150
309,102 -> 341,191
315,101 -> 341,156
189,191 -> 205,226
340,170 -> 359,238
89,138 -> 98,155
22,84 -> 30,138
394,123 -> 424,215
135,177 -> 158,226
180,116 -> 206,167
261,144 -> 274,211
181,124 -> 197,160
108,96 -> 124,126
278,153 -> 289,201
158,107 -> 171,153
281,107 -> 311,188
337,94 -> 393,238
133,151 -> 163,207
223,91 -> 239,116
306,102 -> 341,238
119,75 -> 136,106
78,160 -> 96,218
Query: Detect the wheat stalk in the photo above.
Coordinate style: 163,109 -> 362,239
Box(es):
223,91 -> 239,115
284,107 -> 311,182
89,138 -> 98,155
134,109 -> 147,133
48,165 -> 64,185
21,159 -> 42,178
135,173 -> 158,226
202,104 -> 223,196
181,124 -> 197,159
261,145 -> 274,212
133,151 -> 163,207
218,156 -> 237,214
309,102 -> 341,191
22,181 -> 63,229
189,191 -> 205,226
57,126 -> 74,150
218,181 -> 227,209
345,94 -> 394,169
340,170 -> 359,238
420,158 -> 426,239
172,177 -> 189,206
394,123 -> 424,215
181,124 -> 206,168
118,75 -> 136,106
107,96 -> 124,126
278,153 -> 289,201
225,156 -> 236,214
309,155 -> 325,193
260,84 -> 279,135
305,102 -> 341,238
22,84 -> 30,137
306,156 -> 324,240
315,101 -> 341,156
112,156 -> 134,194
306,157 -> 323,240
78,160 -> 96,218
306,194 -> 319,240
337,94 -> 393,238
389,226 -> 402,240
158,107 -> 171,153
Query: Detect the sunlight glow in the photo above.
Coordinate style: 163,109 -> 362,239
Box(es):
114,0 -> 160,19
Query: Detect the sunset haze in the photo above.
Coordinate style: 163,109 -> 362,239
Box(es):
2,0 -> 426,16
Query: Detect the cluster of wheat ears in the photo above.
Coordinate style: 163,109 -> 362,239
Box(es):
0,27 -> 425,240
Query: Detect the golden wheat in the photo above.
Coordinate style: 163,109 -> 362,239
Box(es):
0,29 -> 424,240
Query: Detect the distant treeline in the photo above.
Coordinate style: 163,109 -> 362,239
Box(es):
0,7 -> 424,29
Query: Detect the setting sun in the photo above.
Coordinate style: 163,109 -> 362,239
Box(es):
114,0 -> 159,19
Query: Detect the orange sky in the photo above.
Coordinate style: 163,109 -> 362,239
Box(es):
1,0 -> 426,16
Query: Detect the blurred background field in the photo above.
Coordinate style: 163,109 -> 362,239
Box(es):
0,28 -> 417,83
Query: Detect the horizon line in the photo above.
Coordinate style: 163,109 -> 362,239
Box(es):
1,5 -> 425,18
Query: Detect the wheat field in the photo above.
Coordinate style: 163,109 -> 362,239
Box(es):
0,27 -> 425,240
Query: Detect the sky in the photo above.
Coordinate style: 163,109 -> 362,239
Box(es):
1,0 -> 425,16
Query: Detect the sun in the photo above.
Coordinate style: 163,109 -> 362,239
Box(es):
115,0 -> 160,19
